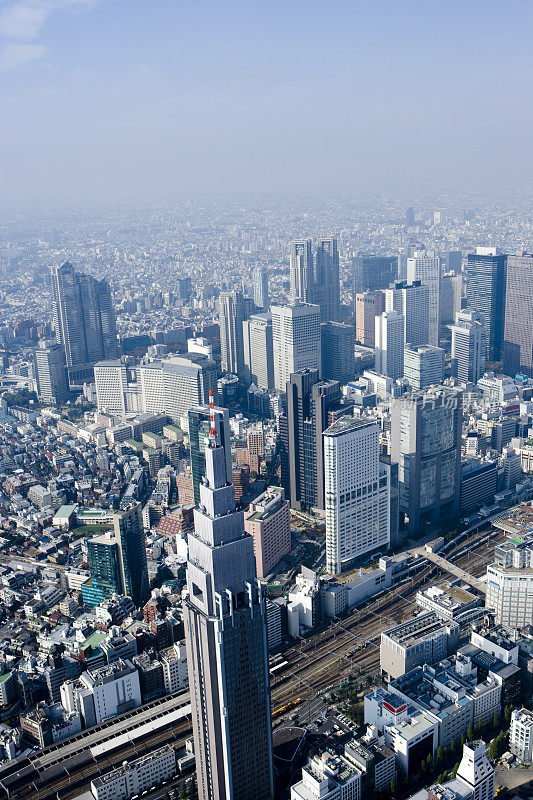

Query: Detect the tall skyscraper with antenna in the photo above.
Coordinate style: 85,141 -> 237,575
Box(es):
183,392 -> 274,800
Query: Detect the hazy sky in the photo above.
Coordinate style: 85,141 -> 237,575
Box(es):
1,0 -> 532,203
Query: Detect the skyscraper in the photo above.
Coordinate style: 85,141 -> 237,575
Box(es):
466,249 -> 507,362
451,309 -> 486,384
314,237 -> 341,322
183,396 -> 274,800
81,503 -> 148,607
252,267 -> 269,310
384,280 -> 430,347
440,272 -> 463,325
290,239 -> 314,302
271,302 -> 321,392
403,344 -> 445,389
503,253 -> 533,378
219,290 -> 253,376
188,403 -> 231,505
51,261 -> 118,385
283,370 -> 349,512
114,503 -> 149,607
406,250 -> 442,346
243,312 -> 274,390
353,256 -> 398,295
355,290 -> 385,346
324,415 -> 390,574
137,354 -> 218,422
390,387 -> 462,534
320,322 -> 355,383
33,340 -> 69,405
374,311 -> 404,380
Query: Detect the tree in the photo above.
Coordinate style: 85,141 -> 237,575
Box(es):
466,725 -> 474,742
390,778 -> 396,797
488,738 -> 499,761
504,705 -> 512,725
451,762 -> 460,778
492,712 -> 500,732
435,746 -> 444,769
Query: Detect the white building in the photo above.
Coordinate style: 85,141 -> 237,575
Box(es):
324,416 -> 390,575
243,312 -> 274,390
187,336 -> 213,358
375,311 -> 404,381
160,642 -> 188,694
61,659 -> 141,728
510,708 -> 533,763
406,250 -> 442,346
272,302 -> 321,391
486,538 -> 533,629
94,361 -> 128,415
451,310 -> 486,385
90,743 -> 177,800
385,281 -> 430,347
456,740 -> 495,800
290,750 -> 361,800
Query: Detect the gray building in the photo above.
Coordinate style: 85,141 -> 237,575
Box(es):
219,290 -> 253,376
353,255 -> 398,294
460,459 -> 498,514
314,237 -> 341,322
390,387 -> 462,534
183,417 -> 274,800
252,266 -> 269,311
451,309 -> 486,384
503,253 -> 533,377
33,340 -> 69,405
283,370 -> 349,512
320,322 -> 355,383
243,312 -> 274,390
290,239 -> 314,303
403,344 -> 445,389
51,260 -> 118,385
380,611 -> 460,681
188,403 -> 231,505
466,250 -> 507,362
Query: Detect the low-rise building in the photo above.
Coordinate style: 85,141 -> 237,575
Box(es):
290,750 -> 362,800
90,743 -> 177,800
380,612 -> 459,681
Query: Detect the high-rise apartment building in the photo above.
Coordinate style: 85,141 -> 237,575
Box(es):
390,387 -> 462,534
51,261 -> 118,385
385,280 -> 430,347
33,340 -> 69,405
353,255 -> 397,294
503,253 -> 533,378
324,415 -> 390,574
355,290 -> 385,346
403,344 -> 445,389
83,531 -> 122,606
375,311 -> 404,380
451,309 -> 486,384
320,322 -> 355,383
314,237 -> 341,322
183,399 -> 274,800
466,249 -> 507,362
406,250 -> 442,346
252,267 -> 269,310
219,290 -> 253,376
290,239 -> 314,302
243,312 -> 274,390
188,403 -> 231,505
272,302 -> 321,392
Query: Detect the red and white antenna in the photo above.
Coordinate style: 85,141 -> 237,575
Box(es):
209,389 -> 217,444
